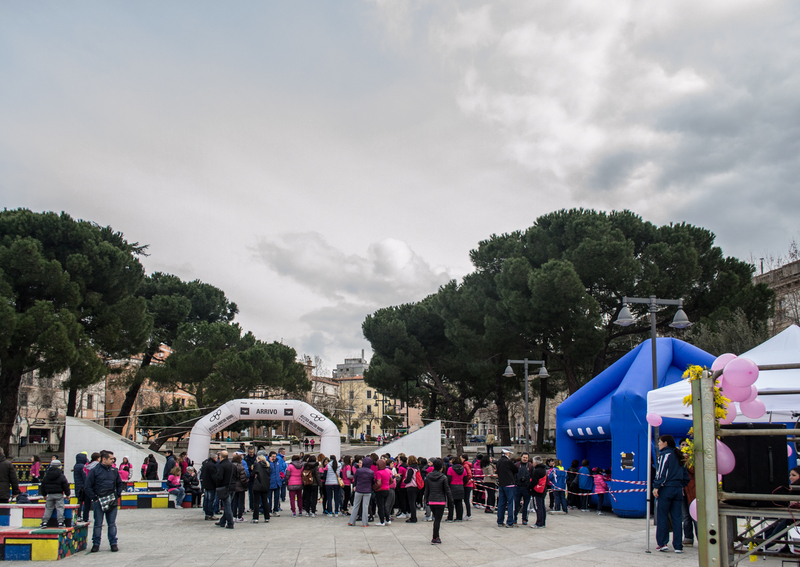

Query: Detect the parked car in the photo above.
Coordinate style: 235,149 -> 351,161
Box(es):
469,435 -> 486,444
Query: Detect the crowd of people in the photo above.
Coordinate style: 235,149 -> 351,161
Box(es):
190,446 -> 617,545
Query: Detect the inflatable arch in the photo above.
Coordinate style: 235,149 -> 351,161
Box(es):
187,399 -> 341,466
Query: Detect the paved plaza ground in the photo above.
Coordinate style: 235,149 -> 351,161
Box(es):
62,504 -> 766,567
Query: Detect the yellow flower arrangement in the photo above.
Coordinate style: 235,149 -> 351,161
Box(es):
680,365 -> 731,470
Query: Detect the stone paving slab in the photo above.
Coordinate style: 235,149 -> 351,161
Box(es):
60,506 -> 790,566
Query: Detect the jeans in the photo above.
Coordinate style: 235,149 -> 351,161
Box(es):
554,489 -> 568,513
204,488 -> 216,516
515,486 -> 531,523
280,478 -> 287,501
91,501 -> 118,546
682,495 -> 697,541
579,487 -> 590,510
431,504 -> 445,539
252,490 -> 270,521
325,485 -> 342,514
497,486 -> 515,525
303,486 -> 318,514
342,486 -> 351,511
232,491 -> 246,518
269,487 -> 281,513
406,487 -> 418,521
656,486 -> 684,550
350,492 -> 370,526
42,494 -> 65,525
486,444 -> 495,457
219,494 -> 234,528
170,487 -> 185,508
533,494 -> 546,526
247,477 -> 255,510
375,490 -> 387,522
81,490 -> 92,522
463,486 -> 472,517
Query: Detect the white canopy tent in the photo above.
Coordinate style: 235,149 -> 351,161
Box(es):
647,325 -> 800,421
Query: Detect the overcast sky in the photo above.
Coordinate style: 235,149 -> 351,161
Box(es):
2,1 -> 798,375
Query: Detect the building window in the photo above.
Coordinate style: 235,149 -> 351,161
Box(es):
349,391 -> 354,400
366,424 -> 372,436
366,405 -> 372,414
86,394 -> 93,410
367,390 -> 372,399
18,391 -> 27,406
42,394 -> 52,408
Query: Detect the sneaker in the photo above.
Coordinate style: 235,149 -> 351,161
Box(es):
675,549 -> 683,554
386,520 -> 391,525
426,517 -> 433,522
311,513 -> 317,517
505,523 -> 514,528
335,513 -> 339,518
57,522 -> 65,528
110,544 -> 119,552
264,519 -> 269,523
683,540 -> 694,547
226,525 -> 234,529
464,516 -> 472,521
656,545 -> 669,552
597,512 -> 604,516
406,519 -> 416,523
91,545 -> 100,553
445,519 -> 453,523
522,521 -> 528,525
375,522 -> 385,526
39,523 -> 48,529
292,513 -> 297,517
348,523 -> 355,526
530,524 -> 541,529
251,519 -> 259,523
273,512 -> 280,517
431,537 -> 442,545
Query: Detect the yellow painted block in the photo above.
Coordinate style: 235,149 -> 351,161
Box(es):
151,497 -> 168,508
21,518 -> 42,527
134,482 -> 147,489
121,495 -> 137,501
7,538 -> 59,561
68,497 -> 78,505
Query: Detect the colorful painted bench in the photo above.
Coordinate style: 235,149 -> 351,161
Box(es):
0,525 -> 87,561
0,504 -> 81,529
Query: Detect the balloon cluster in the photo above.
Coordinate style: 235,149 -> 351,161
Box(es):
714,353 -> 765,421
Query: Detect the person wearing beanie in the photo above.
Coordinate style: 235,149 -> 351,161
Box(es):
40,459 -> 70,528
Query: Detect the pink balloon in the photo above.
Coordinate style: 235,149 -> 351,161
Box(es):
712,353 -> 737,372
789,445 -> 794,457
744,385 -> 758,403
722,381 -> 752,402
646,412 -> 663,427
689,499 -> 698,521
724,357 -> 759,388
720,401 -> 737,425
717,440 -> 736,475
740,398 -> 766,420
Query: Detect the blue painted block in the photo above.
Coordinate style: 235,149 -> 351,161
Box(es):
5,544 -> 32,561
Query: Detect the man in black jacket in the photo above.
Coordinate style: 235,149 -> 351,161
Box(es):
215,451 -> 235,529
244,447 -> 256,512
0,449 -> 20,503
495,449 -> 518,527
200,454 -> 218,521
162,450 -> 175,480
39,459 -> 70,528
85,450 -> 124,553
514,453 -> 533,525
530,457 -> 548,528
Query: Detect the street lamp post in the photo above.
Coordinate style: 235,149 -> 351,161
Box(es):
613,296 -> 692,439
503,359 -> 549,454
614,295 -> 691,552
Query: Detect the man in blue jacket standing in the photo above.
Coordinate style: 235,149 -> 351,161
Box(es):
276,448 -> 288,510
652,434 -> 690,554
85,450 -> 124,553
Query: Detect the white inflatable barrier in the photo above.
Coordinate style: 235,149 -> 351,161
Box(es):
187,399 -> 341,466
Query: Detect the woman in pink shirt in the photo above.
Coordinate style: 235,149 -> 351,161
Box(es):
373,460 -> 392,526
340,455 -> 353,515
285,455 -> 305,516
446,456 -> 467,521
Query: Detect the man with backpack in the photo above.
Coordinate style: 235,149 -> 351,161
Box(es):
530,456 -> 548,529
514,453 -> 533,525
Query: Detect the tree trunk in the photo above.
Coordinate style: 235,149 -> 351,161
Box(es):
147,416 -> 202,451
454,400 -> 468,455
564,358 -> 579,395
495,374 -> 512,445
536,376 -> 548,451
0,366 -> 23,455
111,352 -> 152,434
66,386 -> 78,417
428,391 -> 438,419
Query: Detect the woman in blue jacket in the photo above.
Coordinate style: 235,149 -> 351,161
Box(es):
652,434 -> 689,553
577,460 -> 593,511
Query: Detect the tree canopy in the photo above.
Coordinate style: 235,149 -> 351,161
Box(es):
0,209 -> 151,452
363,208 -> 775,449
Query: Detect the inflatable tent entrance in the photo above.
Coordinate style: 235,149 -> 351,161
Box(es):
187,399 -> 341,467
556,338 -> 714,518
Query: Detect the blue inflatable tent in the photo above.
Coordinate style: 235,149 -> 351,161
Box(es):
556,338 -> 714,517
